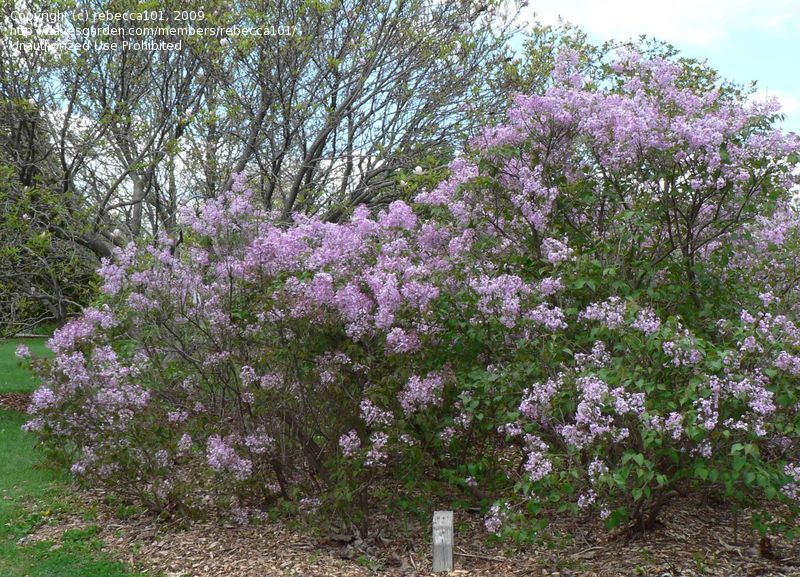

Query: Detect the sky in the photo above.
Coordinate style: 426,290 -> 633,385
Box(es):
519,0 -> 800,133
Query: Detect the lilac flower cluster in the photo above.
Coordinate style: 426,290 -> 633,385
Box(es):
244,430 -> 275,455
470,274 -> 533,328
631,307 -> 661,336
555,375 -> 644,450
784,464 -> 800,502
206,435 -> 252,480
519,376 -> 562,423
359,399 -> 394,427
338,430 -> 361,457
661,334 -> 703,367
365,432 -> 389,467
541,237 -> 574,264
648,412 -> 684,440
522,434 -> 552,482
398,372 -> 445,415
177,433 -> 193,454
385,327 -> 421,354
579,297 -> 627,330
484,503 -> 507,536
47,305 -> 117,354
574,341 -> 611,371
525,303 -> 568,331
775,351 -> 800,375
587,458 -> 608,483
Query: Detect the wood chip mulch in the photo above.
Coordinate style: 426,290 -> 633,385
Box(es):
0,393 -> 30,412
18,487 -> 800,577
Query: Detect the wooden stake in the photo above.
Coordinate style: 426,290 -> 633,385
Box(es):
432,510 -> 453,572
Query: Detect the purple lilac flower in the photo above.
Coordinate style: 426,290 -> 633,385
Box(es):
759,292 -> 777,306
260,372 -> 283,389
484,503 -> 507,535
399,434 -> 416,446
244,430 -> 274,455
385,327 -> 421,354
541,236 -> 574,264
359,399 -> 394,427
694,396 -> 719,431
365,431 -> 389,467
206,435 -> 252,480
783,463 -> 800,501
523,435 -> 552,482
177,433 -> 193,454
664,412 -> 683,440
439,427 -> 456,445
775,351 -> 800,375
497,422 -> 524,437
239,365 -> 258,386
471,274 -> 531,328
167,410 -> 189,424
398,372 -> 445,415
579,297 -> 626,329
585,460 -> 607,489
662,335 -> 703,367
28,387 -> 56,412
519,376 -> 561,422
577,490 -> 596,509
739,336 -> 762,353
339,430 -> 361,457
631,307 -> 661,335
537,276 -> 563,296
574,341 -> 610,371
526,303 -> 568,331
379,200 -> 417,230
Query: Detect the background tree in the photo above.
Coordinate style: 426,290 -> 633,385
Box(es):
0,0 -> 523,334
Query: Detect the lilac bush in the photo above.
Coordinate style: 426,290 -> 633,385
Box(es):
21,49 -> 800,537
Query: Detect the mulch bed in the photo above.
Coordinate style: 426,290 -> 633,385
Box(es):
0,393 -> 30,412
20,489 -> 800,576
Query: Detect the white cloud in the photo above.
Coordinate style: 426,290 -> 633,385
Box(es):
523,0 -> 800,47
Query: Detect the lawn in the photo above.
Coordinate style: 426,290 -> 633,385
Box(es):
0,341 -> 142,576
0,339 -> 50,394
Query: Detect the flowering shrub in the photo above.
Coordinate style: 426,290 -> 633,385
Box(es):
22,49 -> 800,537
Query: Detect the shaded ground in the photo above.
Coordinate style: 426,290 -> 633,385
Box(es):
22,489 -> 800,577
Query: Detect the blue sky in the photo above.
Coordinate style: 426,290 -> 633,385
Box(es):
519,0 -> 800,133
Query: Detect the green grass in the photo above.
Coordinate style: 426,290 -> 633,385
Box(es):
0,339 -> 51,393
0,341 -> 143,576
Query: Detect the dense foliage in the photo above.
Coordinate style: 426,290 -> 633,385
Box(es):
20,48 -> 800,538
1,165 -> 98,334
